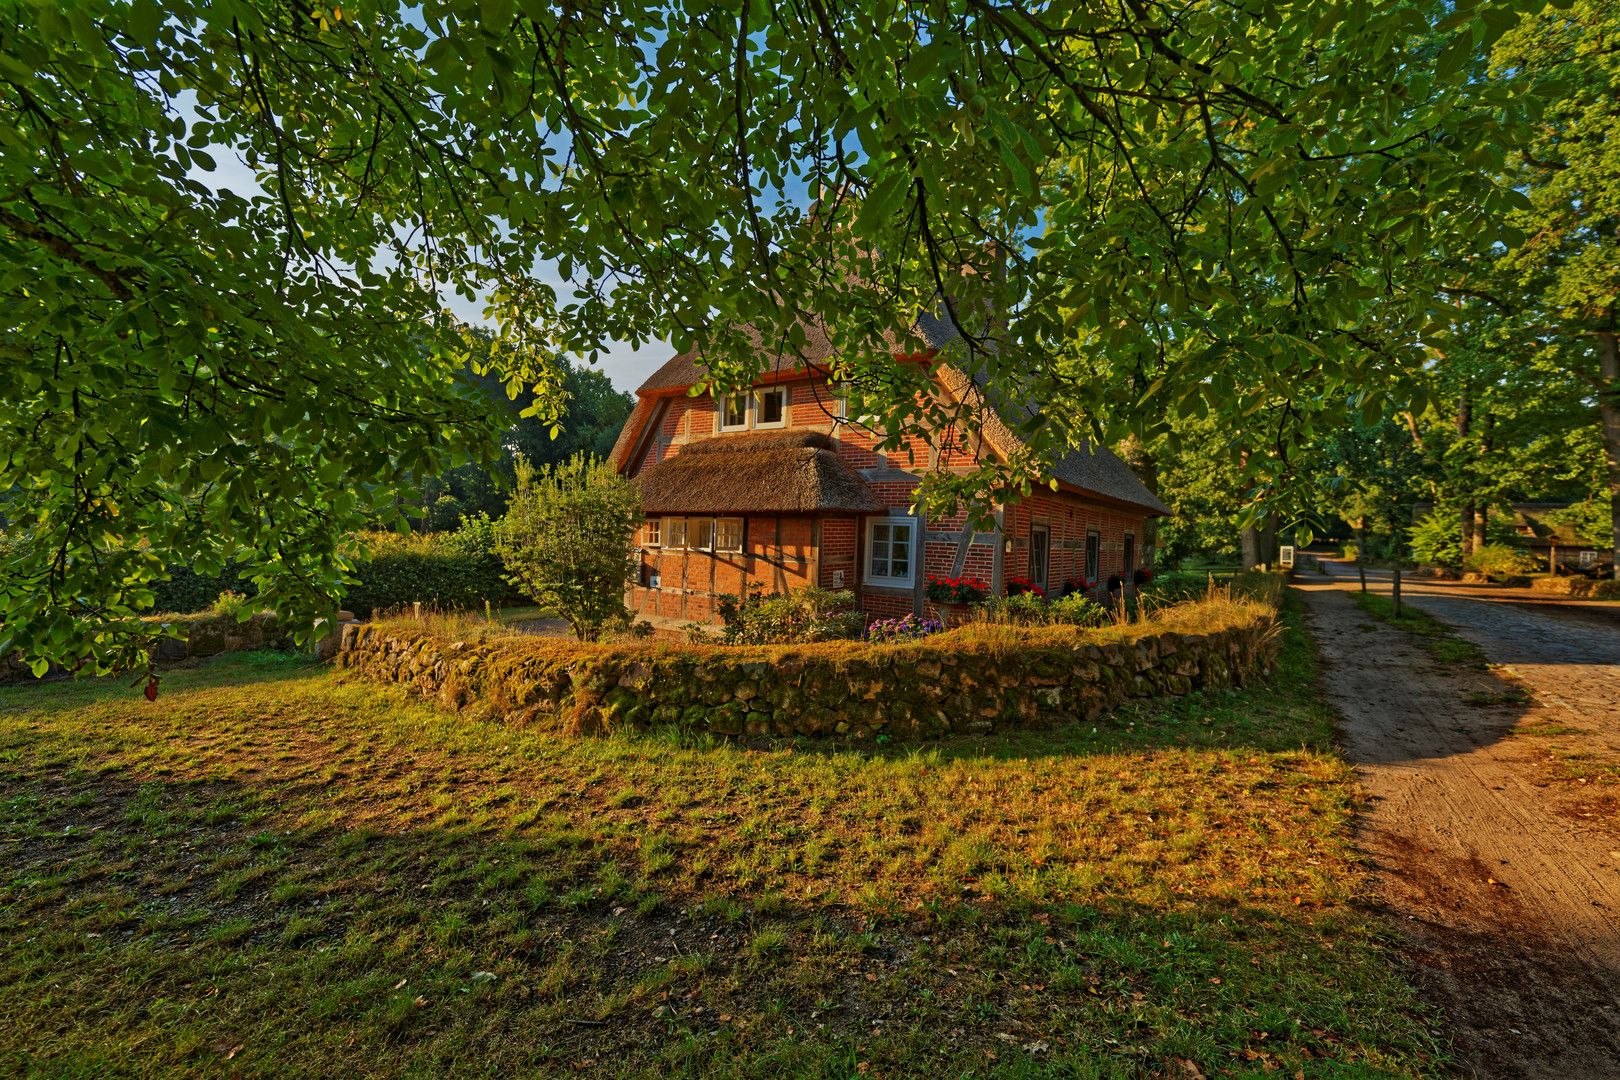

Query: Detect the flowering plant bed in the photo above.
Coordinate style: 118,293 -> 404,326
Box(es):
1005,575 -> 1046,598
924,574 -> 989,604
1061,577 -> 1094,597
862,613 -> 944,644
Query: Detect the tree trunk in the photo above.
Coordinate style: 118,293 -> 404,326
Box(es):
1241,525 -> 1259,570
1259,514 -> 1278,567
1456,392 -> 1474,560
1471,414 -> 1494,557
1355,516 -> 1367,562
1600,323 -> 1620,581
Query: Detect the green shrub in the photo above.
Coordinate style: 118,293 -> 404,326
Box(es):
717,584 -> 863,645
1463,543 -> 1541,581
1339,542 -> 1359,562
345,515 -> 518,617
494,454 -> 642,642
1140,570 -> 1217,603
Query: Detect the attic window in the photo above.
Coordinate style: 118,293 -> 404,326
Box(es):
644,519 -> 662,546
692,517 -> 714,552
754,386 -> 787,427
667,518 -> 688,549
716,518 -> 744,553
720,393 -> 749,431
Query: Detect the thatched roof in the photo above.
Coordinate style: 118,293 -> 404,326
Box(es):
612,305 -> 1169,519
638,432 -> 887,515
936,366 -> 1172,517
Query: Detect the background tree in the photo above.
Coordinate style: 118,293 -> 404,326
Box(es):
1491,0 -> 1620,576
493,455 -> 640,642
422,338 -> 633,526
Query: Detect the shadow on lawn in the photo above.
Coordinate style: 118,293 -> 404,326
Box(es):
0,753 -> 1442,1080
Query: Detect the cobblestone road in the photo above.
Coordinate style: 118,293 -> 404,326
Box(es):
1300,568 -> 1620,1078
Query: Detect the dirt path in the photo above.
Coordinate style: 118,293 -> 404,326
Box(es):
1296,576 -> 1620,1079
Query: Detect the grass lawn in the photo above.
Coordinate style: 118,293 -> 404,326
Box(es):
0,595 -> 1446,1078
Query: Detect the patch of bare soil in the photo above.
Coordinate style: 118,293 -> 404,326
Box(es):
1299,581 -> 1620,1080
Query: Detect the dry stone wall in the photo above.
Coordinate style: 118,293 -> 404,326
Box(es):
335,616 -> 1281,739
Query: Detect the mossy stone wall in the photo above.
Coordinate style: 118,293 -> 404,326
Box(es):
335,618 -> 1280,739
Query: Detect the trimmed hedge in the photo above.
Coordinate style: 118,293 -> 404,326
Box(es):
145,520 -> 525,618
343,524 -> 525,617
151,562 -> 258,614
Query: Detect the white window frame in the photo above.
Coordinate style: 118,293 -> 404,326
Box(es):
643,518 -> 662,546
716,517 -> 744,553
754,385 -> 788,428
692,517 -> 714,552
666,517 -> 688,549
865,514 -> 918,586
838,380 -> 883,430
719,393 -> 750,431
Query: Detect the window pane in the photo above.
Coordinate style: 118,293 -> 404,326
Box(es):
758,388 -> 784,424
890,524 -> 910,577
870,523 -> 890,578
723,394 -> 747,427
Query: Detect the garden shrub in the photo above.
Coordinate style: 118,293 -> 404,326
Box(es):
495,454 -> 642,642
1463,543 -> 1541,581
717,584 -> 864,645
969,592 -> 1107,628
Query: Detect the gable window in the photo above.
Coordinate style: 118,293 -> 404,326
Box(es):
720,393 -> 750,431
643,519 -> 662,547
716,518 -> 744,553
754,385 -> 788,427
866,516 -> 915,585
1123,534 -> 1135,574
692,517 -> 714,552
1084,531 -> 1100,583
667,518 -> 688,549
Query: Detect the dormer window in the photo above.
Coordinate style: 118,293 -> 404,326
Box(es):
720,393 -> 750,431
754,386 -> 788,427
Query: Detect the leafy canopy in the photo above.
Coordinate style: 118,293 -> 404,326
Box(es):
0,0 -> 1558,669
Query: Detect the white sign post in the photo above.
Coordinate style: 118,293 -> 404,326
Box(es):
1280,545 -> 1296,568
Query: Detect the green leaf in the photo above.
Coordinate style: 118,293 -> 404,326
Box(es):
1435,35 -> 1472,82
856,169 -> 912,234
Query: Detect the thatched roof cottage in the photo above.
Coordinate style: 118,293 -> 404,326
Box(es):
610,317 -> 1170,628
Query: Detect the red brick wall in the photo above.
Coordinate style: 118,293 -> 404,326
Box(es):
1003,494 -> 1145,597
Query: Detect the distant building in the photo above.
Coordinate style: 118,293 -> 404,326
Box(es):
1413,502 -> 1611,571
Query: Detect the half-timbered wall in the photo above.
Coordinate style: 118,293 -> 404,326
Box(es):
625,374 -> 1152,627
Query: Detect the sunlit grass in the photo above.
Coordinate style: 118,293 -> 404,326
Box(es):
0,595 -> 1448,1078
